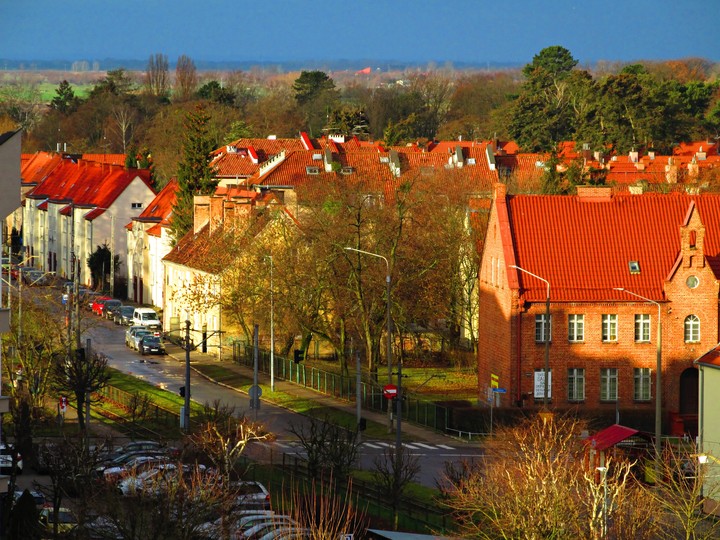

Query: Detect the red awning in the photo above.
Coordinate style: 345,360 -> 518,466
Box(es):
586,424 -> 640,451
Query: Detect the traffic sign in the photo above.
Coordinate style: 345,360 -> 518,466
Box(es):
383,384 -> 398,399
492,387 -> 507,393
249,385 -> 262,400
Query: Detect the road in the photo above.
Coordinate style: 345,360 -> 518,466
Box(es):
84,313 -> 484,487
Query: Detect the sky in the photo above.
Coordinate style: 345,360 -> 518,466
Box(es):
1,0 -> 718,68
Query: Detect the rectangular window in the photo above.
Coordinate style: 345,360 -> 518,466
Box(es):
535,314 -> 552,343
131,202 -> 143,209
600,368 -> 618,401
568,368 -> 585,401
635,314 -> 651,342
602,314 -> 618,342
568,314 -> 585,342
634,368 -> 651,401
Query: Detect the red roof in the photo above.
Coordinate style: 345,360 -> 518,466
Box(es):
25,159 -> 153,215
502,189 -> 720,302
586,424 -> 641,451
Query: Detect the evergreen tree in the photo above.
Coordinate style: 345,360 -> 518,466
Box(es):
50,80 -> 79,114
170,104 -> 217,243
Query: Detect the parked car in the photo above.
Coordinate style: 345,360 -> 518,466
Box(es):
102,299 -> 123,318
109,440 -> 165,459
0,443 -> 22,474
102,455 -> 169,484
131,329 -> 153,351
91,296 -> 113,316
17,266 -> 36,283
39,507 -> 77,536
232,481 -> 271,510
25,269 -> 50,286
125,326 -> 146,347
114,305 -> 135,325
139,335 -> 166,355
238,516 -> 297,540
132,307 -> 161,330
97,449 -> 170,474
82,290 -> 101,309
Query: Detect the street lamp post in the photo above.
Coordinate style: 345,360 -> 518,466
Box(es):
183,319 -> 191,431
267,256 -> 274,392
614,287 -> 662,464
344,247 -> 393,432
510,265 -> 551,407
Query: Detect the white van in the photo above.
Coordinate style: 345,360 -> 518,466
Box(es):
132,307 -> 161,330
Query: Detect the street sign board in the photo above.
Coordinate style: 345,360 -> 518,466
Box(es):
492,388 -> 507,393
383,384 -> 398,399
249,385 -> 262,400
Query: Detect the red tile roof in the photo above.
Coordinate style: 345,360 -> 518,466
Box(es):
501,190 -> 720,303
21,152 -> 63,186
133,179 -> 178,235
25,158 -> 153,219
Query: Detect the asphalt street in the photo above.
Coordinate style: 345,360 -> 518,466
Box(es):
83,313 -> 484,487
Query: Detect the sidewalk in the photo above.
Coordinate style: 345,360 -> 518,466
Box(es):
164,344 -> 467,446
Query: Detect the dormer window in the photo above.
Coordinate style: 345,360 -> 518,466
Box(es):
629,261 -> 640,274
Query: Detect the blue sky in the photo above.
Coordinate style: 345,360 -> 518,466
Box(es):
1,0 -> 717,66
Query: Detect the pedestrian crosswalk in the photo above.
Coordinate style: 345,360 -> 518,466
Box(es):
272,440 -> 456,452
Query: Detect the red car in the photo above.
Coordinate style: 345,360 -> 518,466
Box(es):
91,296 -> 113,316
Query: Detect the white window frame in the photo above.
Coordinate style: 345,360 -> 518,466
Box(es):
600,368 -> 618,401
568,368 -> 585,402
602,314 -> 618,342
535,314 -> 552,343
634,314 -> 651,343
634,367 -> 651,401
684,315 -> 700,343
568,314 -> 584,342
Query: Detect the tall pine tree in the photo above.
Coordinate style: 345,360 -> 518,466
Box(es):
170,104 -> 217,243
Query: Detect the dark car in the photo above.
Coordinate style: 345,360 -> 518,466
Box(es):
0,443 -> 22,474
139,335 -> 165,355
114,305 -> 135,325
102,300 -> 123,319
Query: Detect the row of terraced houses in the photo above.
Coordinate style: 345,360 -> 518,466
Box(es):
13,132 -> 720,467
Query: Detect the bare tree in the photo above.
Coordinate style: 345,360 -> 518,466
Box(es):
145,53 -> 169,98
190,415 -> 272,483
109,102 -> 137,153
289,415 -> 361,481
372,444 -> 421,530
642,442 -> 720,540
439,414 -> 663,540
277,476 -> 369,540
174,55 -> 198,102
51,348 -> 111,433
89,463 -> 232,540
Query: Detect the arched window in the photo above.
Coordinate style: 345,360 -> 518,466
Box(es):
684,315 -> 700,343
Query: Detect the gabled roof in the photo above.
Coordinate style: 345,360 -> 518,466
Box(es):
501,189 -> 720,302
695,344 -> 720,369
21,152 -> 63,187
132,179 -> 178,234
25,158 -> 153,217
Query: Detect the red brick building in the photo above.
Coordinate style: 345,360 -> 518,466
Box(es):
477,184 -> 720,435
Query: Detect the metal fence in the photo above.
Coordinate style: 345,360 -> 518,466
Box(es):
231,341 -> 452,434
97,385 -> 181,429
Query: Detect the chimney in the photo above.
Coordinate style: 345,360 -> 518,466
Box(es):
193,195 -> 211,233
576,185 -> 613,201
629,150 -> 639,163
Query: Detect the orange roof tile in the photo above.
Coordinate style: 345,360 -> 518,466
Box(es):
503,190 -> 720,303
25,158 -> 153,218
134,179 -> 178,231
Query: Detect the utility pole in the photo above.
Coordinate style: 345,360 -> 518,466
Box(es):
110,215 -> 115,296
